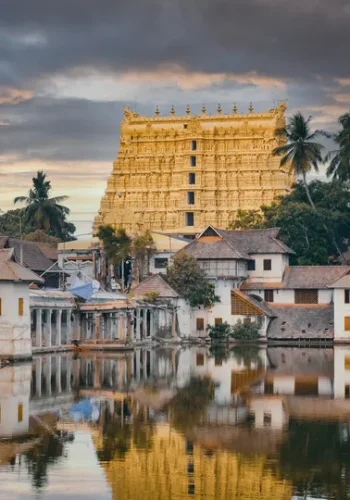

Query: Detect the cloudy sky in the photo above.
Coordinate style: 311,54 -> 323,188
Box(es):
1,0 -> 349,235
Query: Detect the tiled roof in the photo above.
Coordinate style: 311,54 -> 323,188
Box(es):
178,226 -> 294,262
0,249 -> 44,283
267,304 -> 334,339
178,238 -> 248,260
328,272 -> 350,288
217,227 -> 295,255
31,242 -> 58,261
242,265 -> 350,290
0,237 -> 59,272
132,275 -> 180,299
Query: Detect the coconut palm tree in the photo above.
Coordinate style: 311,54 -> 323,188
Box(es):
326,112 -> 350,183
14,171 -> 71,239
272,113 -> 325,208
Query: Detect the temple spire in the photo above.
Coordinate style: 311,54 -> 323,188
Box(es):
170,105 -> 175,116
186,104 -> 191,115
155,105 -> 160,116
217,103 -> 222,114
233,103 -> 238,114
201,105 -> 206,114
249,102 -> 254,113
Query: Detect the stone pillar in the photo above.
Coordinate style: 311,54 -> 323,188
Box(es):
35,357 -> 42,397
73,313 -> 81,341
56,356 -> 62,393
35,309 -> 43,348
143,350 -> 148,379
135,350 -> 141,381
66,357 -> 72,391
136,309 -> 141,342
149,310 -> 155,338
94,313 -> 101,340
56,309 -> 63,347
142,309 -> 148,339
45,356 -> 52,396
108,313 -> 113,340
126,312 -> 133,341
66,310 -> 72,345
119,313 -> 126,341
45,309 -> 52,348
114,313 -> 119,340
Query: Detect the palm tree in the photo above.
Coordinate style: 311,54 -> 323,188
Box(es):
326,112 -> 350,183
272,113 -> 325,208
14,171 -> 70,239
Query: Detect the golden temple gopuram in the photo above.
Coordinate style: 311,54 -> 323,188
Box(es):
94,103 -> 293,236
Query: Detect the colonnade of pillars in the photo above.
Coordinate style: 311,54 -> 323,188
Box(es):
31,308 -> 73,349
31,306 -> 173,349
31,350 -> 172,399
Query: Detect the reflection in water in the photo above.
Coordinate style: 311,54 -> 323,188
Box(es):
2,347 -> 350,498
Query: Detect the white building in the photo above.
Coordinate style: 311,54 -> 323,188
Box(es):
0,364 -> 31,438
148,232 -> 190,275
177,225 -> 350,341
0,249 -> 44,360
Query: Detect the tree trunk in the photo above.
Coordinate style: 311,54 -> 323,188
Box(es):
302,172 -> 316,209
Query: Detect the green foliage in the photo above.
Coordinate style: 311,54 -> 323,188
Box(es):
207,322 -> 232,340
228,209 -> 264,230
96,225 -> 131,264
23,229 -> 61,243
230,319 -> 260,340
166,254 -> 220,308
13,171 -> 75,241
0,208 -> 34,237
144,290 -> 160,303
132,230 -> 155,280
272,112 -> 325,208
229,180 -> 350,265
326,112 -> 350,183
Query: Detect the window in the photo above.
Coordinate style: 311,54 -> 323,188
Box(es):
295,289 -> 318,304
345,356 -> 350,369
345,290 -> 350,304
263,259 -> 272,271
346,385 -> 350,399
0,298 -> 2,316
191,140 -> 197,151
345,317 -> 350,331
248,260 -> 256,271
189,173 -> 196,185
187,192 -> 195,205
263,412 -> 272,426
264,290 -> 274,302
214,318 -> 223,326
184,124 -> 188,129
243,317 -> 252,325
18,298 -> 24,316
154,258 -> 168,269
17,403 -> 23,423
196,318 -> 204,331
264,380 -> 273,394
190,156 -> 196,167
186,212 -> 194,226
196,353 -> 204,366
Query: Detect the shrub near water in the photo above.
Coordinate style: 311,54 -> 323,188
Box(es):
207,319 -> 261,341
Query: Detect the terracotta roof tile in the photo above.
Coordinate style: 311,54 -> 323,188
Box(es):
132,274 -> 180,299
0,249 -> 44,282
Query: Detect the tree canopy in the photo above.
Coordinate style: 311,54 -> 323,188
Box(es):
166,254 -> 219,308
13,171 -> 75,241
229,181 -> 350,265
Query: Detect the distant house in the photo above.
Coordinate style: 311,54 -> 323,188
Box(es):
0,237 -> 60,288
132,274 -> 191,337
148,232 -> 191,275
177,225 -> 350,341
0,249 -> 43,360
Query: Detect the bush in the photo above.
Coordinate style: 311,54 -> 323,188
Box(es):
230,319 -> 260,340
207,322 -> 232,340
144,291 -> 160,303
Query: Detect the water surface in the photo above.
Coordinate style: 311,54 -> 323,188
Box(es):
0,346 -> 350,499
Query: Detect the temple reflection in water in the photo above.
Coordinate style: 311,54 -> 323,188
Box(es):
2,346 -> 350,499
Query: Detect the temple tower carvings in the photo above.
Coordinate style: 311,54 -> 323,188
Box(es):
94,103 -> 293,235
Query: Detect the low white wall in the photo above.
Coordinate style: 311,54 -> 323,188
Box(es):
334,289 -> 350,340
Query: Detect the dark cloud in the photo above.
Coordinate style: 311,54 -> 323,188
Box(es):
0,0 -> 349,88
